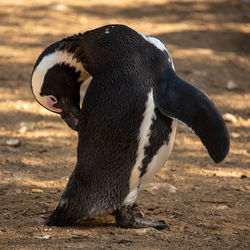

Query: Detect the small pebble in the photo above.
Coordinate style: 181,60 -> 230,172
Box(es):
39,149 -> 47,153
216,205 -> 229,210
50,190 -> 59,194
118,239 -> 132,244
101,234 -> 113,241
12,174 -> 26,182
223,113 -> 237,123
23,104 -> 29,109
31,189 -> 44,193
226,80 -> 237,90
15,189 -> 22,194
240,175 -> 247,179
168,184 -> 177,193
217,235 -> 223,240
34,234 -> 51,240
70,235 -> 84,240
6,139 -> 21,147
231,132 -> 240,138
19,126 -> 28,134
146,183 -> 177,193
136,228 -> 160,236
20,121 -> 34,129
41,209 -> 47,214
52,4 -> 67,11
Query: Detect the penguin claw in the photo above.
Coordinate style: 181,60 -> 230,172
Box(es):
45,214 -> 64,227
134,218 -> 170,230
115,207 -> 170,230
45,216 -> 55,226
154,220 -> 170,230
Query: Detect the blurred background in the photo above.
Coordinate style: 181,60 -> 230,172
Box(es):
0,0 -> 249,249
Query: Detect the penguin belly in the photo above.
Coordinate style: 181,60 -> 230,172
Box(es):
124,90 -> 177,206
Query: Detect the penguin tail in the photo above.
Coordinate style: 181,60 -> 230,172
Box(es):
154,66 -> 230,163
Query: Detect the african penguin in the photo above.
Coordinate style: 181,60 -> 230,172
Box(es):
31,24 -> 230,230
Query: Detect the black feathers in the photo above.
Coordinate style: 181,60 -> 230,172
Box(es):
31,25 -> 230,228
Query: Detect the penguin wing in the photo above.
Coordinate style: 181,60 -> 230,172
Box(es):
154,65 -> 230,163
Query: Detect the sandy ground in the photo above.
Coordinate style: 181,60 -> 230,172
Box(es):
0,0 -> 250,249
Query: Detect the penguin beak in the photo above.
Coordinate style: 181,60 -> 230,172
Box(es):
55,98 -> 80,131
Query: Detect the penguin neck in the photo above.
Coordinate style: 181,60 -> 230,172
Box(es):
56,49 -> 90,84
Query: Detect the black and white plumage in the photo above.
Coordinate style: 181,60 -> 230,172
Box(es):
31,25 -> 230,229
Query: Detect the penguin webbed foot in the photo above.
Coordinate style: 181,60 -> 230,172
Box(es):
45,209 -> 74,227
115,206 -> 170,230
133,217 -> 169,230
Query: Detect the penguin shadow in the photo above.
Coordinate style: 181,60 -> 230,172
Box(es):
43,204 -> 143,229
58,215 -> 116,229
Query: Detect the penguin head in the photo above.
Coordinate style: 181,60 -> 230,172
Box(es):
31,25 -> 128,130
31,43 -> 91,130
31,25 -> 125,130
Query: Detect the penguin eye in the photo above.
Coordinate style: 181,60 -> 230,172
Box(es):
48,95 -> 57,104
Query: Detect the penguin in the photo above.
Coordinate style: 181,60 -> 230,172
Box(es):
30,24 -> 230,230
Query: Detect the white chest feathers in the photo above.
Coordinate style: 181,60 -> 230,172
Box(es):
124,90 -> 177,206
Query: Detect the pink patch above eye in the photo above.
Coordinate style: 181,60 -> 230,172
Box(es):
46,96 -> 62,113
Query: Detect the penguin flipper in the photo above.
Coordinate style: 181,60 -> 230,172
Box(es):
154,66 -> 230,163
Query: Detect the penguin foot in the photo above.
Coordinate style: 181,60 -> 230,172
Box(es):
133,217 -> 169,230
46,211 -> 73,227
46,213 -> 69,227
115,207 -> 170,230
45,198 -> 79,227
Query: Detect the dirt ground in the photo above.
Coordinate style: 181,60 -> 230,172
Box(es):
0,0 -> 250,249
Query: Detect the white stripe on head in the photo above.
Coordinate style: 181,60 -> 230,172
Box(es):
137,32 -> 175,71
138,32 -> 166,51
31,49 -> 90,112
